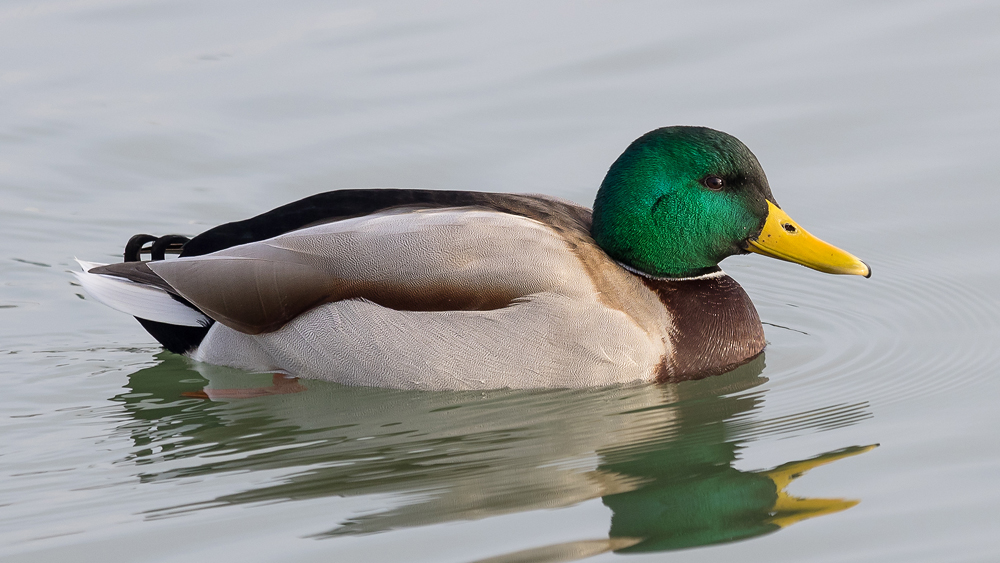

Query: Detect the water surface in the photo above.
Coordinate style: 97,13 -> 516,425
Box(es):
3,1 -> 1000,561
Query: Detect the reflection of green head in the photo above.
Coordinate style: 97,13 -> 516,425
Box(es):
605,466 -> 780,551
592,127 -> 775,278
605,445 -> 875,553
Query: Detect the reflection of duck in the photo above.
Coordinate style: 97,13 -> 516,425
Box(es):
79,127 -> 869,389
114,353 -> 874,558
474,446 -> 874,562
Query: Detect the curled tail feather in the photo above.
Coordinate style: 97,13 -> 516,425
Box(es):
75,232 -> 215,354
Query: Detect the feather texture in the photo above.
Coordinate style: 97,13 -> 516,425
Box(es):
74,259 -> 210,327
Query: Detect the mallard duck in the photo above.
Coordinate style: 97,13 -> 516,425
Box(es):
76,126 -> 869,390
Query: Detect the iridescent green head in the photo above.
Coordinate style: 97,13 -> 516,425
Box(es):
592,127 -> 775,278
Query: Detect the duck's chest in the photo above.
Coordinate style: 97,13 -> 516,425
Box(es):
636,272 -> 766,382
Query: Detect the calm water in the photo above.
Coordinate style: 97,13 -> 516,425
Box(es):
3,1 -> 1000,561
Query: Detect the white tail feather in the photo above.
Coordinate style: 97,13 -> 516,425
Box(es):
74,259 -> 211,327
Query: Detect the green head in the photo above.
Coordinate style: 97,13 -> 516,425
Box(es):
592,127 -> 775,278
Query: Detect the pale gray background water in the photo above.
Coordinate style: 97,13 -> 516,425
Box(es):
3,0 -> 999,561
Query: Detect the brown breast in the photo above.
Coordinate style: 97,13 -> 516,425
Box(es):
641,272 -> 766,383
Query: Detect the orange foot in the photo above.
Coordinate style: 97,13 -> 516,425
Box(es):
182,374 -> 307,400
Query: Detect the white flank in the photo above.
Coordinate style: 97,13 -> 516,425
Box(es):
73,259 -> 210,327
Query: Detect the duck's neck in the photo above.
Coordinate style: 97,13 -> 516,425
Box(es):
640,271 -> 765,382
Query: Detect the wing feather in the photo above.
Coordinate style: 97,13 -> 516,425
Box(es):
148,209 -> 594,334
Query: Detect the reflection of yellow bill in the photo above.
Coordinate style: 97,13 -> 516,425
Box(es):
766,444 -> 878,528
748,201 -> 871,278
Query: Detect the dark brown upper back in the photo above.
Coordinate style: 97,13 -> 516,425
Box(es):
181,189 -> 593,257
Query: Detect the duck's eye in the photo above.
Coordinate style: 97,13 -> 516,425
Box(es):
703,176 -> 724,191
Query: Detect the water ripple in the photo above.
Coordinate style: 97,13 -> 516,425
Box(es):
734,251 -> 1000,407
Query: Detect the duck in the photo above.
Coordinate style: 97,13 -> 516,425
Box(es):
75,126 -> 870,390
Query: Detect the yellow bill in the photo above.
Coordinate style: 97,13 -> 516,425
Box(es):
747,201 -> 871,278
